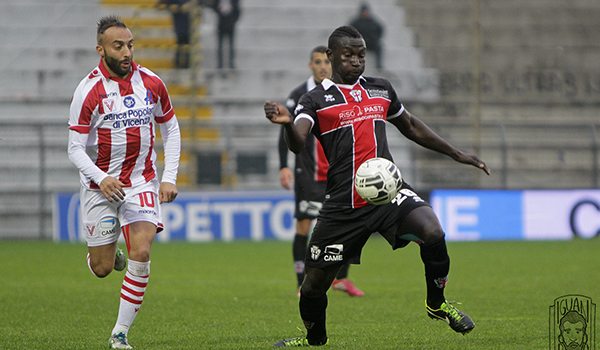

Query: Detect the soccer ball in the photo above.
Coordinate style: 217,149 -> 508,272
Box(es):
354,157 -> 402,205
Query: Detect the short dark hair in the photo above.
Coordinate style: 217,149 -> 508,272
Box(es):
560,311 -> 587,331
310,45 -> 328,60
328,26 -> 363,51
97,15 -> 127,44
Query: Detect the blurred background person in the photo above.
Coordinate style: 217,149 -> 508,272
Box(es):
158,0 -> 192,69
209,0 -> 241,69
349,3 -> 384,70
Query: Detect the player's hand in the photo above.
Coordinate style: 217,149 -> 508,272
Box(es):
100,176 -> 126,202
264,101 -> 292,125
279,167 -> 294,190
159,182 -> 178,203
454,151 -> 491,175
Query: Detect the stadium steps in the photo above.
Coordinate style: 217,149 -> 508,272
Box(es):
395,0 -> 600,190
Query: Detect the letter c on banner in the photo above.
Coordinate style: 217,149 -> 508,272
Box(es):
569,200 -> 600,238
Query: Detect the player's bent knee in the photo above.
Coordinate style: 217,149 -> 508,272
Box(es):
420,224 -> 445,245
301,283 -> 329,298
92,262 -> 113,278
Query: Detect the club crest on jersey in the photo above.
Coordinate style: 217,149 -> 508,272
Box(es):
310,245 -> 322,261
350,89 -> 362,103
144,89 -> 154,105
124,96 -> 136,108
103,98 -> 115,113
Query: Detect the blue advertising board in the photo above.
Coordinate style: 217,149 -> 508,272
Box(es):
431,189 -> 600,241
53,190 -> 295,242
54,189 -> 600,242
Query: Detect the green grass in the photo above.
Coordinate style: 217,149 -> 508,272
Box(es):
1,238 -> 599,349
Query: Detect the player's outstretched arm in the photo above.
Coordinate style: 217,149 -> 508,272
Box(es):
390,109 -> 490,175
265,101 -> 310,154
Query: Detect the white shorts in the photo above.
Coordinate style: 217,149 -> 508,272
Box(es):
80,179 -> 163,247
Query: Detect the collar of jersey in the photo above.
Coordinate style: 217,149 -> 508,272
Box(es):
98,59 -> 138,82
322,76 -> 365,90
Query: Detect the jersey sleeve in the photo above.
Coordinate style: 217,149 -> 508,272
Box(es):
68,79 -> 100,134
385,80 -> 405,120
154,79 -> 175,123
294,92 -> 318,128
159,116 -> 181,184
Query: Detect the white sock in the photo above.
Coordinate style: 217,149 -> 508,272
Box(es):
111,260 -> 150,335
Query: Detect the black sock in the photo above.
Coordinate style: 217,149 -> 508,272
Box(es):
336,263 -> 350,280
293,234 -> 308,287
420,237 -> 450,309
299,293 -> 328,345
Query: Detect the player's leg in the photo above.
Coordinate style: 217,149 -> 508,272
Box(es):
293,218 -> 311,290
300,264 -> 340,344
401,206 -> 475,334
274,264 -> 339,347
82,188 -> 125,277
110,221 -> 156,348
110,182 -> 162,349
87,242 -> 118,277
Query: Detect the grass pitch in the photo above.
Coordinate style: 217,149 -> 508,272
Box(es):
1,238 -> 599,349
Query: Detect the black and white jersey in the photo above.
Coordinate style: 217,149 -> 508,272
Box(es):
295,76 -> 404,208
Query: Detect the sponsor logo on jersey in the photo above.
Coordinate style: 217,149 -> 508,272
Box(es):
363,104 -> 385,113
310,245 -> 322,261
338,104 -> 385,126
324,94 -> 335,102
104,106 -> 154,129
99,92 -> 118,99
99,218 -> 117,237
323,244 -> 344,262
294,104 -> 304,115
367,88 -> 389,99
138,209 -> 157,215
124,96 -> 136,108
339,105 -> 363,121
350,89 -> 362,102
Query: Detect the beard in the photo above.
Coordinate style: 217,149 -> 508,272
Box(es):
104,53 -> 131,78
565,341 -> 584,350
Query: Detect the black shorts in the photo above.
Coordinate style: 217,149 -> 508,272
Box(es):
305,183 -> 430,268
294,173 -> 327,221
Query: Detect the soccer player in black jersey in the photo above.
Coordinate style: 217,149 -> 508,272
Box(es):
279,46 -> 364,297
266,26 -> 490,347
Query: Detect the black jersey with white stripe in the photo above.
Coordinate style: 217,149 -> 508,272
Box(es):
295,76 -> 404,208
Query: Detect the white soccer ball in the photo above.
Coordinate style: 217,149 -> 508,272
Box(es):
354,157 -> 402,205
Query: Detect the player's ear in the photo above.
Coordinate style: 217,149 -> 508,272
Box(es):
96,45 -> 104,58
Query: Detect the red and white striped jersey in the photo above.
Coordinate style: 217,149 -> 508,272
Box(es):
69,60 -> 178,189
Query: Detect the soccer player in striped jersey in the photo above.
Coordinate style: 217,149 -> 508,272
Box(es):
279,46 -> 363,297
266,26 -> 490,347
68,16 -> 181,349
